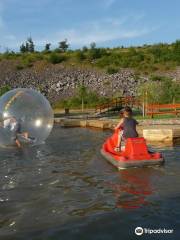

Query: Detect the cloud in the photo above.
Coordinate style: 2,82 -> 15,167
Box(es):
35,15 -> 157,48
55,27 -> 150,46
0,6 -> 157,51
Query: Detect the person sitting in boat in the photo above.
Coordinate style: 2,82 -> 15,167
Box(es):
114,106 -> 138,151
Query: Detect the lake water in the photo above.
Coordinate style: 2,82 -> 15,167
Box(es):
0,126 -> 180,240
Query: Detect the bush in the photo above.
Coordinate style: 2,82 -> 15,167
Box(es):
33,53 -> 44,60
76,50 -> 86,61
137,79 -> 180,104
96,56 -> 111,68
16,64 -> 24,70
150,75 -> 172,82
87,48 -> 107,60
2,39 -> 180,74
106,66 -> 118,74
0,85 -> 11,96
21,58 -> 33,68
53,89 -> 109,109
48,53 -> 66,64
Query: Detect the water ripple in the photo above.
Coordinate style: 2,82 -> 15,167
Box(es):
0,126 -> 179,239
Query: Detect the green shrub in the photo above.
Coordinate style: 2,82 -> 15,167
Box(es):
53,89 -> 109,109
48,53 -> 66,64
16,64 -> 24,70
106,66 -> 118,74
137,79 -> 180,104
150,75 -> 172,82
96,56 -> 111,68
21,58 -> 33,68
0,85 -> 11,96
76,50 -> 86,61
87,48 -> 107,60
1,39 -> 180,74
33,53 -> 44,61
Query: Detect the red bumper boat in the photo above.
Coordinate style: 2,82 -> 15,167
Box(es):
101,129 -> 164,169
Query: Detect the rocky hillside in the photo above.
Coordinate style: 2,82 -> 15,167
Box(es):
0,59 -> 179,103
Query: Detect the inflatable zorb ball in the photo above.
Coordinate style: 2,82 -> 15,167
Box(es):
0,88 -> 54,146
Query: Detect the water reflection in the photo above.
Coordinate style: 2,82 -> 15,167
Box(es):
108,168 -> 160,209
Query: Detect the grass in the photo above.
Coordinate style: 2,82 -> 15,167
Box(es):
1,39 -> 180,75
53,106 -> 180,120
109,110 -> 180,120
135,114 -> 179,120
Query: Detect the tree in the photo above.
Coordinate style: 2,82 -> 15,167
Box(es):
172,40 -> 180,62
20,43 -> 26,53
82,46 -> 88,52
88,47 -> 106,60
171,81 -> 180,102
90,42 -> 96,49
137,79 -> 180,106
45,43 -> 51,52
59,39 -> 69,52
160,78 -> 180,103
25,41 -> 29,52
77,85 -> 87,112
27,37 -> 35,53
19,37 -> 35,53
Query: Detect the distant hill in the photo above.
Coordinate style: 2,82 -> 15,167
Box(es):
1,40 -> 180,75
0,40 -> 180,106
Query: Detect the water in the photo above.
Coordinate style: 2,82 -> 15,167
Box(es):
0,126 -> 180,240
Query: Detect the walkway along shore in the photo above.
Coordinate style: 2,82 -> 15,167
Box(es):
54,118 -> 180,145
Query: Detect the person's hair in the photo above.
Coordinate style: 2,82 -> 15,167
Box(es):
123,106 -> 132,117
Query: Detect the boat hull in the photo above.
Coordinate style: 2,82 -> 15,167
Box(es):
101,148 -> 164,170
101,129 -> 164,169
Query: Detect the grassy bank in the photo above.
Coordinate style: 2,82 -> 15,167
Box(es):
1,39 -> 180,75
53,107 -> 179,120
0,39 -> 180,109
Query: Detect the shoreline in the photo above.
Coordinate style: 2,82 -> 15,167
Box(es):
54,117 -> 180,145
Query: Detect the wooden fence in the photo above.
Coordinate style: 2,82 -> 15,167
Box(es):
95,96 -> 180,118
146,103 -> 180,118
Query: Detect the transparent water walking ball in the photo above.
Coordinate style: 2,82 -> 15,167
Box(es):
0,88 -> 54,146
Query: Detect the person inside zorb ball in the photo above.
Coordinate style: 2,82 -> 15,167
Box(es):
0,88 -> 54,147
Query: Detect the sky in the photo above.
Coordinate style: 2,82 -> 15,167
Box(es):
0,0 -> 180,51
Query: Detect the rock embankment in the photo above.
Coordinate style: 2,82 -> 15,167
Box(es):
0,60 -> 147,102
